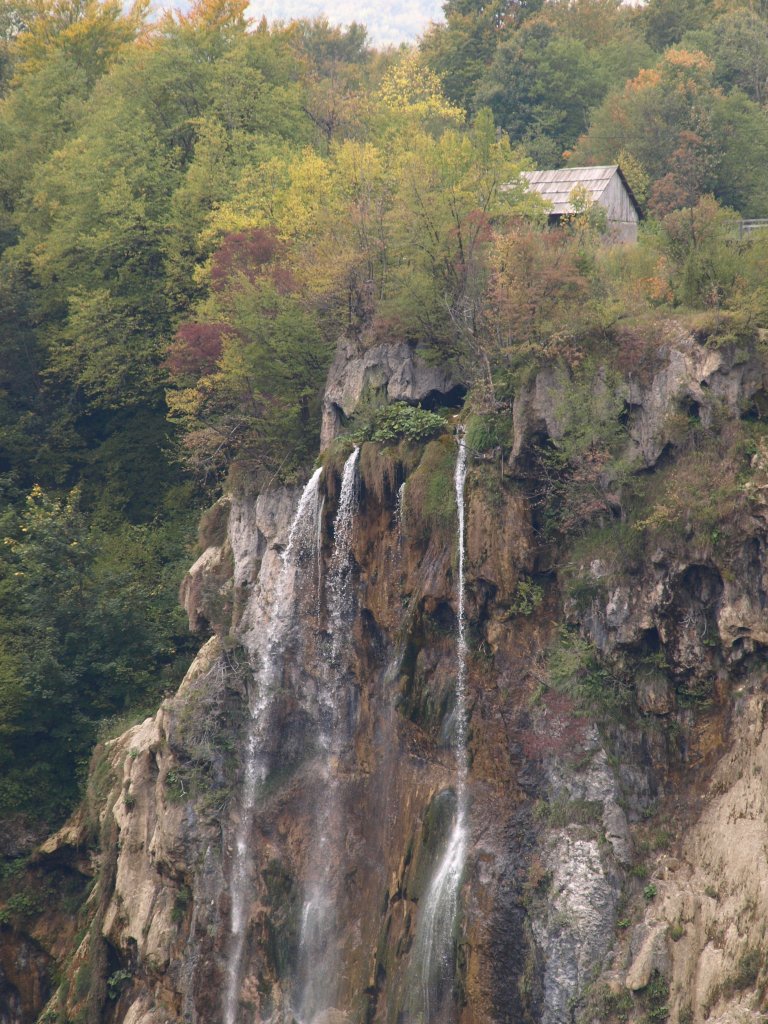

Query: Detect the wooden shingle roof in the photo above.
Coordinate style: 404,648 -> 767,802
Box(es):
522,165 -> 643,219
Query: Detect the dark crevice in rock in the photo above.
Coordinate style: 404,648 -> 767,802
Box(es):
740,388 -> 768,420
419,384 -> 467,411
637,440 -> 675,473
681,396 -> 701,420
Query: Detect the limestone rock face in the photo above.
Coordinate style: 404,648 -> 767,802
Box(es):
625,331 -> 765,468
14,329 -> 768,1024
622,691 -> 768,1022
535,833 -> 619,1022
511,364 -> 566,462
0,932 -> 52,1024
320,338 -> 463,447
510,325 -> 767,474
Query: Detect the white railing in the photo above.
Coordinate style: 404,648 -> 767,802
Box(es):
738,219 -> 768,238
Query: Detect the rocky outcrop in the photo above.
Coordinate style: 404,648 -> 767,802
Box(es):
320,338 -> 464,447
0,931 -> 52,1024
511,325 -> 768,473
621,687 -> 768,1023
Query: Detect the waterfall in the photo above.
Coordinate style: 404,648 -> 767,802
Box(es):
327,446 -> 361,663
411,436 -> 469,1024
316,495 -> 325,625
296,446 -> 360,1023
453,436 -> 469,789
223,467 -> 324,1024
395,481 -> 406,534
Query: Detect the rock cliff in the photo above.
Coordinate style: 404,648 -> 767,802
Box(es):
5,327 -> 768,1024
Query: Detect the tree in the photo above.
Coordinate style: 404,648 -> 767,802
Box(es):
573,48 -> 768,216
486,218 -> 594,357
166,229 -> 334,482
638,0 -> 715,52
420,0 -> 525,112
712,90 -> 768,218
383,110 -> 532,387
475,16 -> 605,163
0,486 -> 195,820
376,47 -> 465,134
285,18 -> 373,148
708,7 -> 768,105
656,195 -> 740,309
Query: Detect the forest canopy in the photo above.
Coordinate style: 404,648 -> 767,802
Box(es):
2,0 -> 768,825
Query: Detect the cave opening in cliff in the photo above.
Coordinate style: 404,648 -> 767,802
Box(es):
419,384 -> 468,412
681,396 -> 701,421
740,390 -> 768,421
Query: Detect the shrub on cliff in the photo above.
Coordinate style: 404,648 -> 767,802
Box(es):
547,626 -> 631,719
350,402 -> 447,446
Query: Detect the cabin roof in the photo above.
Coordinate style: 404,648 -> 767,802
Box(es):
521,165 -> 643,219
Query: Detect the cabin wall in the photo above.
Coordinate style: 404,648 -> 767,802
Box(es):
601,173 -> 639,243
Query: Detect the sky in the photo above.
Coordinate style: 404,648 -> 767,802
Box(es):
245,0 -> 445,45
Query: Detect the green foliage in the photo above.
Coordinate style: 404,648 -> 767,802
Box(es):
643,883 -> 658,902
464,411 -> 509,453
642,971 -> 669,1024
535,363 -> 633,538
0,486 -> 197,821
403,438 -> 460,538
167,245 -> 334,484
171,885 -> 192,925
582,983 -> 633,1024
350,402 -> 446,446
656,197 -> 741,308
508,578 -> 543,616
533,795 -> 602,828
573,47 -> 768,218
0,886 -> 43,925
475,18 -> 608,162
106,968 -> 132,1001
731,947 -> 761,990
631,416 -> 747,550
562,522 -> 643,612
1,0 -> 768,850
547,626 -> 630,719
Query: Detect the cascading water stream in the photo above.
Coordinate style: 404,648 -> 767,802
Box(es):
412,435 -> 469,1024
223,467 -> 324,1024
327,446 -> 361,664
296,446 -> 360,1023
395,481 -> 406,535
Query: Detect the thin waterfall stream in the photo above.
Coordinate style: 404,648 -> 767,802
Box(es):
395,480 -> 406,534
296,446 -> 361,1023
223,468 -> 324,1024
412,435 -> 469,1023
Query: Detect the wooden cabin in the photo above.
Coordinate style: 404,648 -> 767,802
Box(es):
521,165 -> 642,243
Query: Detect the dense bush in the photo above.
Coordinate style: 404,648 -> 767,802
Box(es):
351,402 -> 447,445
464,412 -> 510,453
